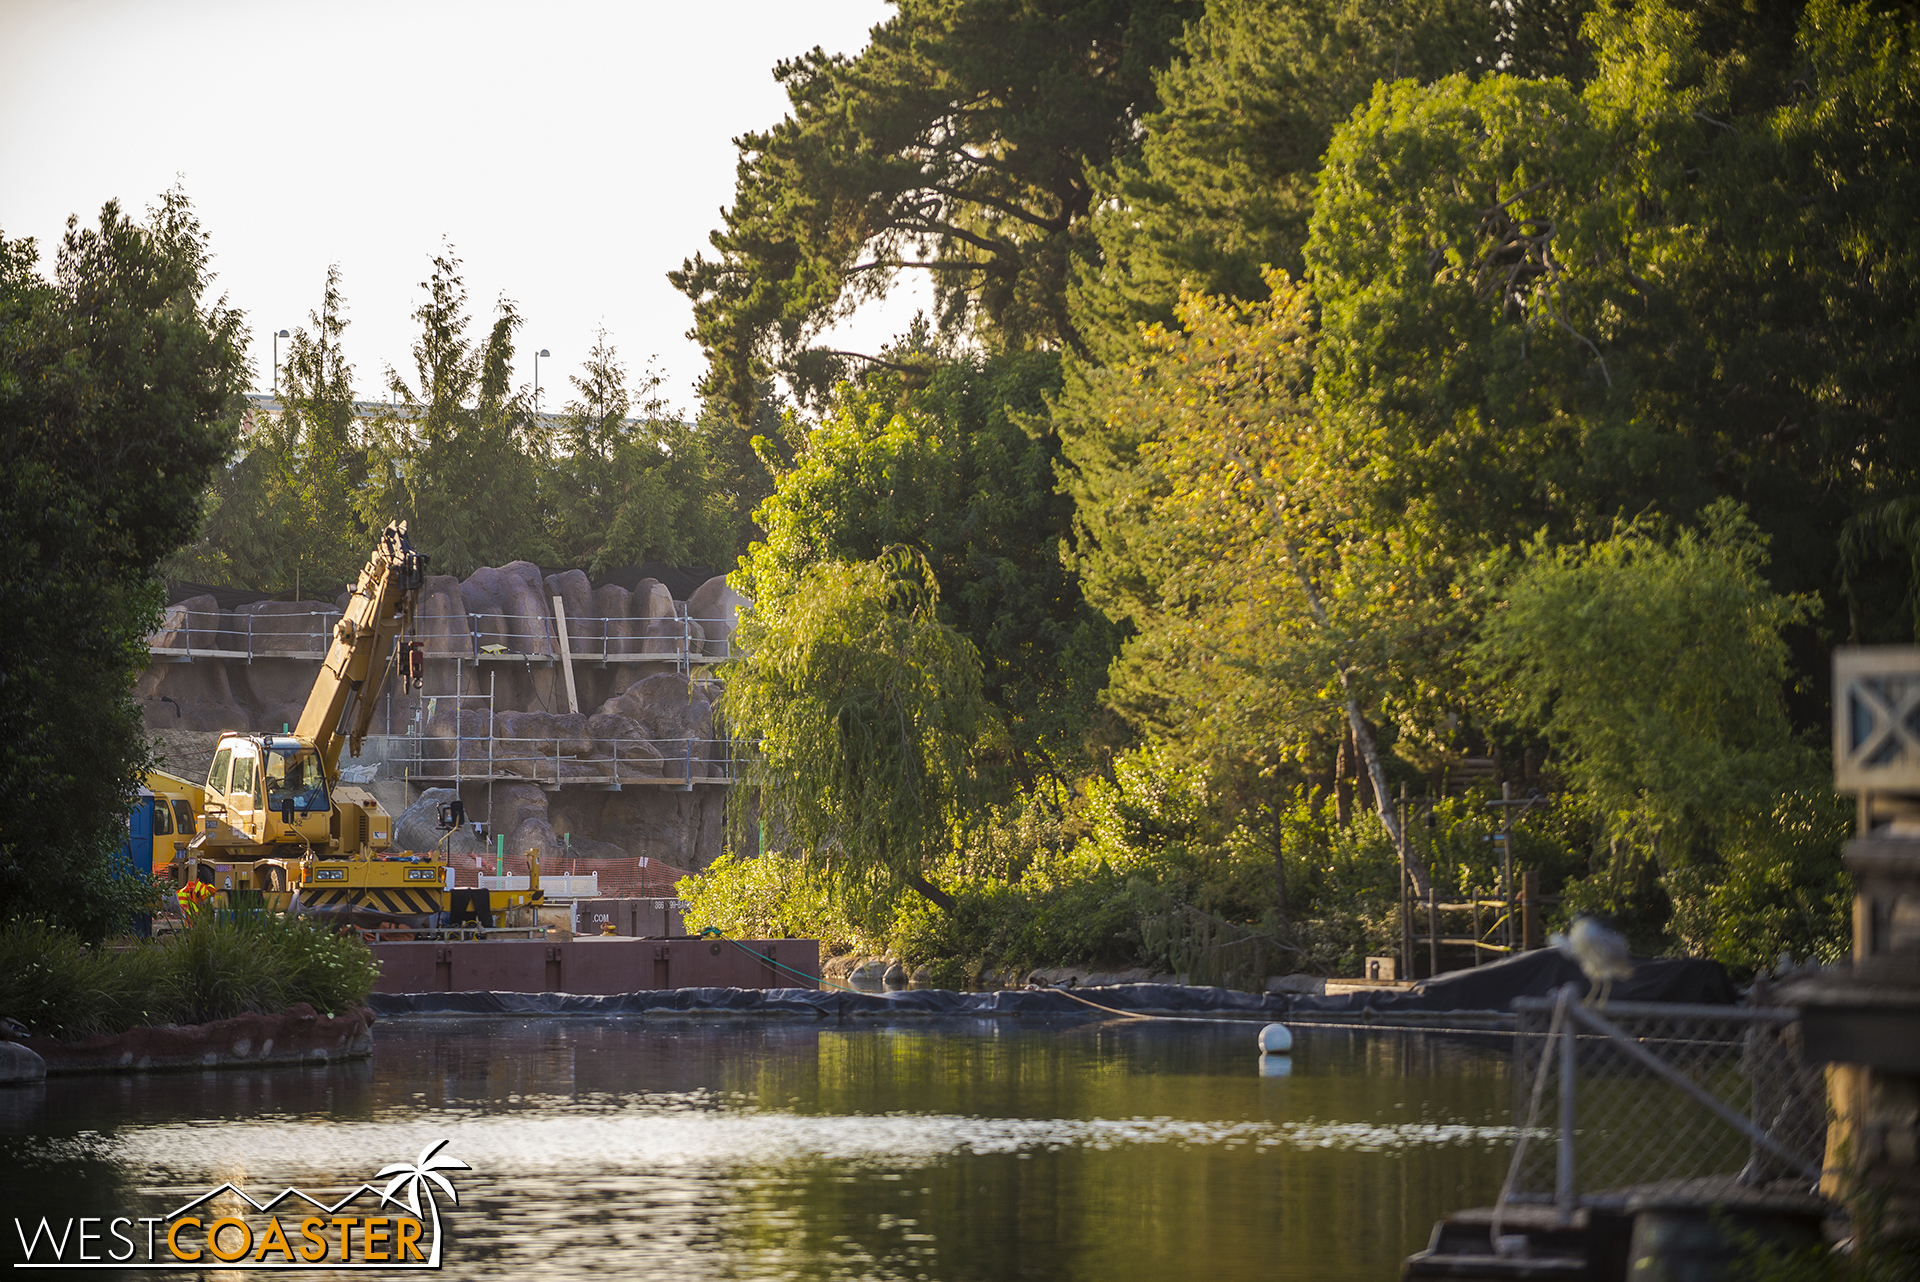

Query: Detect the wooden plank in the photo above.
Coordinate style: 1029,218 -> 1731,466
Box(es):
551,595 -> 581,715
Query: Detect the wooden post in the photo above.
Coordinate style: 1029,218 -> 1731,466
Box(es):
1427,886 -> 1441,980
551,596 -> 581,715
1398,783 -> 1410,977
1522,869 -> 1543,951
1501,781 -> 1514,953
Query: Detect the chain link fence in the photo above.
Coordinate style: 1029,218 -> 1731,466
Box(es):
1503,992 -> 1827,1210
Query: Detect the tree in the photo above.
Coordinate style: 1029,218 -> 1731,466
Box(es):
274,266 -> 369,590
670,0 -> 1194,421
357,251 -> 551,577
168,266 -> 368,594
1302,0 -> 1920,636
546,331 -> 738,573
1475,502 -> 1841,956
723,549 -> 985,914
0,190 -> 247,938
1072,0 -> 1560,361
741,345 -> 1119,785
1070,271 -> 1453,891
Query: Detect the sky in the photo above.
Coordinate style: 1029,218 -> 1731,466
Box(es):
0,0 -> 930,416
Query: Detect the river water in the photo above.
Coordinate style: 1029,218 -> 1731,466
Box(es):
2,1015 -> 1515,1279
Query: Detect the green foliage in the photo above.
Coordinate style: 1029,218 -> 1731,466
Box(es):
1303,0 -> 1920,608
168,265 -> 369,593
1070,274 -> 1459,779
165,909 -> 379,1027
1073,0 -> 1572,360
745,347 -> 1119,779
0,916 -> 377,1041
1478,503 -> 1844,957
670,0 -> 1195,419
677,851 -> 853,943
545,331 -> 740,574
723,548 -> 986,913
0,190 -> 247,940
356,251 -> 552,578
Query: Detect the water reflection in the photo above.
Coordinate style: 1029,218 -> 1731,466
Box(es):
0,1017 -> 1514,1280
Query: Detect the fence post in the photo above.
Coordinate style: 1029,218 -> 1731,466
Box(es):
1556,991 -> 1578,1222
1427,885 -> 1440,980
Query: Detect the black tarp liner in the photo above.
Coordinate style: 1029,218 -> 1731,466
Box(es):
367,951 -> 1736,1019
1397,947 -> 1737,1008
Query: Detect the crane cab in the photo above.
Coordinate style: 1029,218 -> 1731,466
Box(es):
142,771 -> 201,875
201,733 -> 334,851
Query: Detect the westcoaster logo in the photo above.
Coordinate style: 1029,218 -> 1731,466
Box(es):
13,1140 -> 470,1270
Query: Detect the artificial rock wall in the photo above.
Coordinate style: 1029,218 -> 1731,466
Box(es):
137,562 -> 750,872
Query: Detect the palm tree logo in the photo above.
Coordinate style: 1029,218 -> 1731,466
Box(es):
376,1139 -> 471,1266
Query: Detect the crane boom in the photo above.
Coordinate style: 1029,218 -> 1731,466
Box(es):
294,521 -> 428,774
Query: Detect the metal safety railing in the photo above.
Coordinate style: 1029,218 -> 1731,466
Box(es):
1498,987 -> 1827,1224
467,614 -> 733,668
385,731 -> 733,791
147,606 -> 343,661
148,607 -> 735,671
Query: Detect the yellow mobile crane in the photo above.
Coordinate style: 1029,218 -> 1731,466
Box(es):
177,522 -> 536,930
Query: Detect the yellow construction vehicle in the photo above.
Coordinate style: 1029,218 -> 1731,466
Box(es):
140,768 -> 203,875
179,521 -> 541,930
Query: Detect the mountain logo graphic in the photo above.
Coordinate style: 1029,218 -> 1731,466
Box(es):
12,1140 -> 472,1270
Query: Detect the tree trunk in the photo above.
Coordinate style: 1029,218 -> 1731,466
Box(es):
1343,698 -> 1432,896
1334,728 -> 1354,828
1270,799 -> 1289,922
1355,726 -> 1377,816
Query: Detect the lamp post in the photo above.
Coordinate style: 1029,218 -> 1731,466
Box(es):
534,349 -> 550,422
272,329 -> 290,395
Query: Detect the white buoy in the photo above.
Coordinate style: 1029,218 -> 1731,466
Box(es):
1257,1022 -> 1293,1055
1257,1053 -> 1292,1078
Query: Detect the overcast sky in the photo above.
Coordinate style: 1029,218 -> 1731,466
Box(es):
0,0 -> 928,416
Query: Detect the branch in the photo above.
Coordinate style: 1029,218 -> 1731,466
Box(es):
928,184 -> 1069,233
845,259 -> 991,277
812,350 -> 927,375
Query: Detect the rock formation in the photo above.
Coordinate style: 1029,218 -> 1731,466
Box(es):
139,569 -> 745,874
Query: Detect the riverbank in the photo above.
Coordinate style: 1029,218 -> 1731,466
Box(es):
8,1003 -> 374,1077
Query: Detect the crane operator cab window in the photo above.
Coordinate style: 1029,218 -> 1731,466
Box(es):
264,740 -> 328,816
230,750 -> 256,813
206,747 -> 231,798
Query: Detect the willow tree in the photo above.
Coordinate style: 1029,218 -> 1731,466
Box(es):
721,549 -> 984,914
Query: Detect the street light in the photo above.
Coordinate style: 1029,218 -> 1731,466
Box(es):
534,349 -> 551,421
272,329 -> 290,395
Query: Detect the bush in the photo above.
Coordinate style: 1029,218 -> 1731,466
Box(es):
0,916 -> 378,1041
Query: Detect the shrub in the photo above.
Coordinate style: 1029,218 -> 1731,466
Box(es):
0,916 -> 378,1040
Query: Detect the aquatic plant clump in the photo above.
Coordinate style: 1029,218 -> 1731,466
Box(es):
0,916 -> 379,1041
